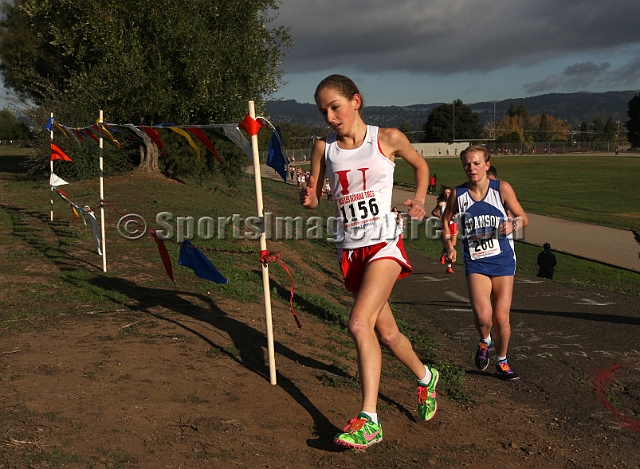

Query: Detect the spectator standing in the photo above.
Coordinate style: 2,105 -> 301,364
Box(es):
537,243 -> 557,279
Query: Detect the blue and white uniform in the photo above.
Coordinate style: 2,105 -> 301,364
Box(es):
456,179 -> 516,277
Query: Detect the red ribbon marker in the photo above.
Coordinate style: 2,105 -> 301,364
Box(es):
260,250 -> 301,328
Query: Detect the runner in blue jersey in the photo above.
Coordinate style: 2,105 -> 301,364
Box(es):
442,145 -> 529,380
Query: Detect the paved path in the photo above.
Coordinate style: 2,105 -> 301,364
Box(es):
253,164 -> 640,272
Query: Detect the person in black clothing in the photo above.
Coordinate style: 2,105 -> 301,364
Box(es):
537,242 -> 556,279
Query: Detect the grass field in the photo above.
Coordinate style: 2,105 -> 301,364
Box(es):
394,154 -> 640,231
0,146 -> 34,156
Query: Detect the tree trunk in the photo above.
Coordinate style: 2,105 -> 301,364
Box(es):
137,133 -> 160,173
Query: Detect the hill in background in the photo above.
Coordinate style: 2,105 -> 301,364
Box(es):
266,90 -> 637,130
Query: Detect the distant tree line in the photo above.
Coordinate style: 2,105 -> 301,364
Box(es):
264,92 -> 640,150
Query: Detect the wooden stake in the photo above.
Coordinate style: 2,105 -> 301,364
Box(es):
49,112 -> 54,221
248,101 -> 276,385
99,110 -> 107,272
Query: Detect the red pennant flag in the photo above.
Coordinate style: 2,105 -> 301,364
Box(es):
141,127 -> 167,157
71,129 -> 86,142
238,114 -> 263,137
51,143 -> 72,162
82,129 -> 99,143
149,230 -> 175,283
186,128 -> 223,165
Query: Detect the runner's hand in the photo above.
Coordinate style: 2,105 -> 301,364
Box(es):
445,247 -> 457,264
300,175 -> 318,208
403,199 -> 426,220
499,217 -> 516,235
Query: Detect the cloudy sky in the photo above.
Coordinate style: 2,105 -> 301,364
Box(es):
269,0 -> 640,106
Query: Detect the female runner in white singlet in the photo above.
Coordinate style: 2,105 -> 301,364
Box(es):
300,74 -> 439,450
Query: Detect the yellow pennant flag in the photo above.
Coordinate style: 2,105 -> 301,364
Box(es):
54,122 -> 70,138
169,127 -> 201,162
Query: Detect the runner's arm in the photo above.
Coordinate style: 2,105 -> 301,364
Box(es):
431,201 -> 443,218
379,127 -> 428,220
441,188 -> 458,263
299,139 -> 326,209
499,181 -> 528,235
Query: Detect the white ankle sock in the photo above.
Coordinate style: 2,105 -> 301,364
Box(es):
418,365 -> 432,386
362,412 -> 378,424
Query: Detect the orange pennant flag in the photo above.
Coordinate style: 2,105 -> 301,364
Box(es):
51,143 -> 72,162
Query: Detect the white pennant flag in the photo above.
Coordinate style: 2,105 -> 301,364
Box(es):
50,172 -> 69,187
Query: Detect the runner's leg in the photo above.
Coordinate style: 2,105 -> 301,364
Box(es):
489,276 -> 514,358
466,273 -> 493,340
375,301 -> 426,379
349,259 -> 402,414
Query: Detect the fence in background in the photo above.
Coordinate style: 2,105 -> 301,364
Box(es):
260,142 -> 633,162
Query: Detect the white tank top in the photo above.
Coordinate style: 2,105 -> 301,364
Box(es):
324,125 -> 398,249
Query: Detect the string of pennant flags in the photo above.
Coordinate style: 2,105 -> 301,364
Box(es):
46,105 -> 295,385
45,114 -> 289,181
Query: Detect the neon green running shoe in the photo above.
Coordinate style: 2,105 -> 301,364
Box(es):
417,366 -> 439,421
333,413 -> 383,449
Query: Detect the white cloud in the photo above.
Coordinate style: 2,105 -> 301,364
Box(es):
522,56 -> 640,94
603,56 -> 640,86
523,75 -> 565,94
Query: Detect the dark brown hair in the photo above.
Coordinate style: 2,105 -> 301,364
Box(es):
314,74 -> 365,112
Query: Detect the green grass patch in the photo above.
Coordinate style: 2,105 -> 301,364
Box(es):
395,155 -> 640,231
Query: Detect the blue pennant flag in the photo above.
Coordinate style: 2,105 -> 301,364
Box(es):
267,126 -> 289,182
45,117 -> 53,132
178,240 -> 228,284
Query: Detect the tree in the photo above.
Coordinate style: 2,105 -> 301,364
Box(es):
627,93 -> 640,149
422,100 -> 482,143
398,120 -> 415,143
0,108 -> 29,141
592,115 -> 605,141
0,0 -> 292,176
528,113 -> 569,142
602,116 -> 616,142
495,103 -> 533,146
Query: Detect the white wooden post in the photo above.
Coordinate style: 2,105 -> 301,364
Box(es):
49,112 -> 54,221
248,101 -> 277,385
98,110 -> 107,272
